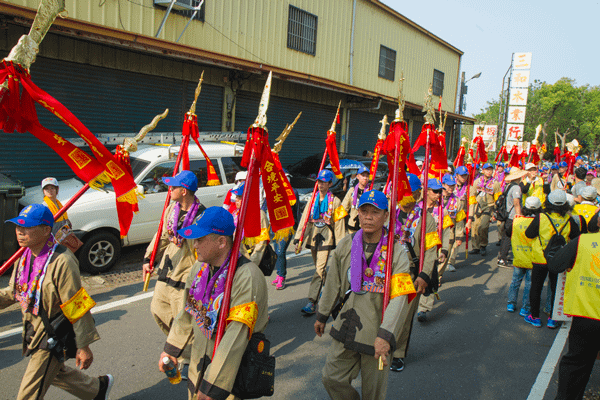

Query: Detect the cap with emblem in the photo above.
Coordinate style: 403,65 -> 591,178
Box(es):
178,206 -> 234,239
357,164 -> 369,175
162,170 -> 198,192
7,204 -> 54,227
407,173 -> 422,191
482,162 -> 493,170
455,166 -> 469,176
41,177 -> 59,190
357,190 -> 388,210
442,174 -> 456,186
428,179 -> 442,191
559,161 -> 568,168
317,169 -> 334,182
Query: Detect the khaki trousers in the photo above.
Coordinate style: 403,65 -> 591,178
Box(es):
151,281 -> 191,363
322,339 -> 390,400
308,248 -> 330,303
394,293 -> 422,359
472,212 -> 491,250
17,349 -> 99,400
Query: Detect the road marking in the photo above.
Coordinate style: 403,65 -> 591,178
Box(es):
0,252 -> 312,341
527,321 -> 571,400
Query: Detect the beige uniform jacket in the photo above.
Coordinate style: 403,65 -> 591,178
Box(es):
294,193 -> 346,251
454,184 -> 468,241
164,257 -> 269,400
145,202 -> 205,288
551,173 -> 568,192
316,233 -> 412,354
0,246 -> 99,354
469,180 -> 500,217
411,210 -> 439,283
341,185 -> 365,233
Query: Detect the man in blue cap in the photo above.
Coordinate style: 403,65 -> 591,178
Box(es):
0,205 -> 113,400
342,164 -> 371,235
440,173 -> 459,272
143,170 -> 206,371
468,162 -> 499,256
453,166 -> 470,262
551,161 -> 569,191
315,190 -> 415,399
294,169 -> 347,315
159,207 -> 269,400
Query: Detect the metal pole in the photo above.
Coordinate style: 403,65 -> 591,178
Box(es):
176,0 -> 204,43
156,0 -> 177,38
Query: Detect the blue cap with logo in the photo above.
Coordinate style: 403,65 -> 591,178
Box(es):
162,170 -> 198,192
496,162 -> 505,168
7,204 -> 54,227
178,206 -> 234,239
442,173 -> 456,186
428,178 -> 442,191
542,166 -> 549,171
231,183 -> 244,197
482,162 -> 493,169
357,164 -> 369,175
576,156 -> 583,161
317,169 -> 334,182
455,166 -> 469,176
357,190 -> 388,210
504,167 -> 511,174
407,173 -> 422,191
559,161 -> 568,168
551,163 -> 558,170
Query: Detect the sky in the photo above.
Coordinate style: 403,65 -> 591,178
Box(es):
382,0 -> 599,118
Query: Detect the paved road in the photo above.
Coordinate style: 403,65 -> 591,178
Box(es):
1,231 -> 599,399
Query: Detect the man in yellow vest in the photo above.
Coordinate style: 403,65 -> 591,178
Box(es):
572,186 -> 599,229
548,232 -> 600,400
522,163 -> 546,205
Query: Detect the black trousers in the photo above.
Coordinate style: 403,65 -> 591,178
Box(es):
555,316 -> 600,400
529,263 -> 557,319
498,219 -> 512,261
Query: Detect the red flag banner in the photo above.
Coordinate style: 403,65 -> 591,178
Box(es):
184,114 -> 220,186
369,138 -> 384,181
454,144 -> 466,167
411,124 -> 448,176
529,144 -> 540,164
272,152 -> 296,207
554,145 -> 561,164
509,144 -> 520,167
383,121 -> 413,201
472,135 -> 488,164
0,61 -> 137,236
495,144 -> 508,162
325,130 -> 343,179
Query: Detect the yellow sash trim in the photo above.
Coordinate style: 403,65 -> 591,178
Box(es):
469,196 -> 477,205
60,287 -> 96,324
206,179 -> 220,186
494,192 -> 501,202
43,197 -> 68,222
244,228 -> 271,247
390,273 -> 417,299
227,301 -> 258,338
425,231 -> 442,250
455,209 -> 466,222
442,215 -> 454,229
333,205 -> 348,222
273,226 -> 295,242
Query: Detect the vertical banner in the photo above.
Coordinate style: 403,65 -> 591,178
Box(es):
504,52 -> 532,145
552,272 -> 573,322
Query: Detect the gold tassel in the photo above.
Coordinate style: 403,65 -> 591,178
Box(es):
273,226 -> 295,242
88,172 -> 111,190
399,195 -> 416,208
206,179 -> 220,186
117,188 -> 139,204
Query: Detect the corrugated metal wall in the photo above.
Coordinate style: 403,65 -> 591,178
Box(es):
0,56 -> 223,187
347,110 -> 386,156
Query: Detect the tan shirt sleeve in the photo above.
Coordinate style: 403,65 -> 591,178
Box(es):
144,202 -> 174,263
293,199 -> 312,244
379,243 -> 411,344
316,236 -> 348,320
332,197 -> 347,243
0,266 -> 16,309
164,262 -> 198,356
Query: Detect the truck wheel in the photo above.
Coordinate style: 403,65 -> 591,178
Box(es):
78,231 -> 121,274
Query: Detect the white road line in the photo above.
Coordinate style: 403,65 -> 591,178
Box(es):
0,252 -> 311,341
527,321 -> 571,400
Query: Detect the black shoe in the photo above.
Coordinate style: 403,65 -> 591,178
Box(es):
469,249 -> 480,254
94,375 -> 114,400
480,247 -> 487,256
390,357 -> 405,372
496,240 -> 501,246
417,311 -> 427,322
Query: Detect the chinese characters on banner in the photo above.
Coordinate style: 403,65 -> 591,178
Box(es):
475,125 -> 498,151
505,52 -> 532,147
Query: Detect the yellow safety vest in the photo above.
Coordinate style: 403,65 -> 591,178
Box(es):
524,177 -> 546,205
511,216 -> 535,269
572,203 -> 598,224
563,234 -> 600,321
531,213 -> 571,265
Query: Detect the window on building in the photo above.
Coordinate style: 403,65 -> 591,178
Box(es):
433,69 -> 444,96
287,5 -> 318,56
378,45 -> 396,81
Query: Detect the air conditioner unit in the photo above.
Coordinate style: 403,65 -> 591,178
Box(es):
153,0 -> 195,11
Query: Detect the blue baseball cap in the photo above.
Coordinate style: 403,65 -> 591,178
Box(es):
559,161 -> 568,168
482,162 -> 493,169
357,164 -> 369,175
357,190 -> 388,210
317,169 -> 334,182
442,174 -> 456,186
551,163 -> 558,170
504,167 -> 511,174
231,183 -> 244,197
576,156 -> 583,161
496,162 -> 505,168
178,207 -> 234,239
542,166 -> 549,171
428,178 -> 442,191
407,173 -> 422,191
7,204 -> 54,227
162,170 -> 198,192
455,166 -> 469,176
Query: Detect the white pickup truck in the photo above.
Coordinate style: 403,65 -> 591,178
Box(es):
20,140 -> 245,273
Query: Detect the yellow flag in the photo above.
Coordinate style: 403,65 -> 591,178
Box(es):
60,287 -> 96,324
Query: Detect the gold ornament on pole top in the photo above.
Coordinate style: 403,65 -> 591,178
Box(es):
187,71 -> 204,117
423,84 -> 436,125
254,71 -> 272,128
378,115 -> 389,140
394,72 -> 406,123
330,100 -> 342,132
273,112 -> 302,154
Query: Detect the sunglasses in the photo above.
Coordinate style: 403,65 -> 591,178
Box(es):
431,189 -> 442,194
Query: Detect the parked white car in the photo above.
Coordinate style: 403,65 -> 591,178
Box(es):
19,142 -> 245,273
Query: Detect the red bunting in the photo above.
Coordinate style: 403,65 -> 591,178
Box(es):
411,124 -> 448,176
554,145 -> 561,164
183,114 -> 221,186
495,144 -> 508,162
509,144 -> 520,168
383,121 -> 412,200
369,138 -> 384,183
472,135 -> 488,164
529,144 -> 540,165
325,130 -> 343,179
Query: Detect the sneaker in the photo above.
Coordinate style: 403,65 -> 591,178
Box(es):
496,240 -> 501,247
390,357 -> 405,372
417,311 -> 427,322
480,247 -> 487,256
276,277 -> 286,290
519,308 -> 529,317
446,264 -> 456,272
497,259 -> 512,269
301,302 -> 316,315
94,375 -> 114,400
547,318 -> 559,329
507,304 -> 516,313
271,277 -> 279,286
524,314 -> 542,328
469,248 -> 480,255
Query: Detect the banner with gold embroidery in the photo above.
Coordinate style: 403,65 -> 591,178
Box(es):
60,287 -> 96,324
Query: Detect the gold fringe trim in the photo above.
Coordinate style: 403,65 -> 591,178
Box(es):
273,226 -> 295,242
88,172 -> 112,190
243,236 -> 259,247
117,188 -> 139,204
399,195 -> 416,207
207,179 -> 220,186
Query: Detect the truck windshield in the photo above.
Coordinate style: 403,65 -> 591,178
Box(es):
129,157 -> 151,179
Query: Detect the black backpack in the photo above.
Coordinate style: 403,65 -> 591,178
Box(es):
542,213 -> 569,263
493,183 -> 515,222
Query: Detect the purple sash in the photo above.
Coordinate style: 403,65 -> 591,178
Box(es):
14,239 -> 56,315
350,228 -> 388,293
